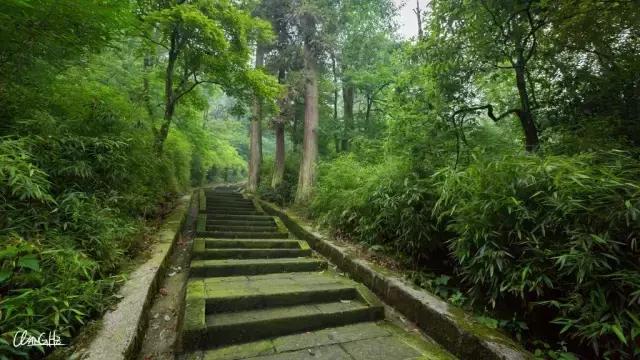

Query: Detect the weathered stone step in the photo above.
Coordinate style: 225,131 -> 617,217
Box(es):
203,239 -> 301,249
206,200 -> 254,206
207,206 -> 256,212
181,322 -> 446,360
205,283 -> 358,313
202,300 -> 383,347
206,197 -> 246,202
206,209 -> 262,215
194,248 -> 311,260
197,231 -> 288,239
206,219 -> 275,227
207,214 -> 273,221
205,225 -> 278,232
190,258 -> 327,277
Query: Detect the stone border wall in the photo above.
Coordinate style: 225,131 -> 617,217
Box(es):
77,193 -> 194,360
254,198 -> 533,360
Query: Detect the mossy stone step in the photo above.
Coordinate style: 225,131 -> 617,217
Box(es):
194,248 -> 311,260
207,219 -> 276,227
206,199 -> 244,202
204,283 -> 357,313
207,207 -> 257,213
190,258 -> 327,277
197,231 -> 288,239
205,225 -> 278,232
207,202 -> 255,207
206,209 -> 263,215
208,214 -> 274,221
201,300 -> 382,347
202,239 -> 301,249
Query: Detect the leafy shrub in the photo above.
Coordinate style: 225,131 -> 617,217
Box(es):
312,155 -> 450,264
258,153 -> 300,206
436,150 -> 640,358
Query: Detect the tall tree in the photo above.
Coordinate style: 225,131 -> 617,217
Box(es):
140,0 -> 278,153
248,45 -> 266,192
295,12 -> 320,203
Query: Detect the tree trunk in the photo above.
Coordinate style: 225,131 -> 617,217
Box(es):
272,67 -> 286,188
342,84 -> 354,151
514,54 -> 540,152
331,54 -> 340,153
155,29 -> 178,154
295,15 -> 319,204
155,29 -> 179,154
414,0 -> 424,39
365,93 -> 373,135
272,121 -> 285,188
247,45 -> 265,192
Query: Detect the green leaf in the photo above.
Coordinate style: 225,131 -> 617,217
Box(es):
611,323 -> 627,345
17,255 -> 40,271
0,269 -> 12,283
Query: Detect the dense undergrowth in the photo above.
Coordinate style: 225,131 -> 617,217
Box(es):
0,1 -> 249,358
297,149 -> 640,359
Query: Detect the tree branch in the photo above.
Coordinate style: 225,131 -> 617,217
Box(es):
452,104 -> 521,122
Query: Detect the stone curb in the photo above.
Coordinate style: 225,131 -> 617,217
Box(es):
77,193 -> 194,360
253,198 -> 533,360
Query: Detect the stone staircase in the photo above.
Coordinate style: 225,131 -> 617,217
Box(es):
178,187 -> 456,360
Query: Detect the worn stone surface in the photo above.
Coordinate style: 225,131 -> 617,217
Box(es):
178,188 -> 457,360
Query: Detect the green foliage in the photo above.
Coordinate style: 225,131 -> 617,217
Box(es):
435,151 -> 640,357
258,152 -> 300,206
0,1 -> 250,357
311,155 -> 450,263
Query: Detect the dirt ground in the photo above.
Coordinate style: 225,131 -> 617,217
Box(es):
136,201 -> 197,360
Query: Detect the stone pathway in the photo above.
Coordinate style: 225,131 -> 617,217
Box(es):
178,187 -> 456,360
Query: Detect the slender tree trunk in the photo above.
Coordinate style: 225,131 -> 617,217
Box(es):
414,0 -> 424,39
365,93 -> 373,135
272,121 -> 285,187
155,29 -> 179,154
295,15 -> 319,204
248,45 -> 265,192
514,54 -> 540,152
331,54 -> 340,153
342,84 -> 354,151
272,67 -> 286,188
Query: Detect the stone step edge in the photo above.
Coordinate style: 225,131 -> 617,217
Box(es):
252,196 -> 534,360
191,248 -> 312,260
194,238 -> 306,250
188,258 -> 327,278
181,281 -> 384,351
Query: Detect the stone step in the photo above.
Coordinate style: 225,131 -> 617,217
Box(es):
206,209 -> 263,215
190,258 -> 327,277
197,231 -> 288,239
205,282 -> 358,313
207,205 -> 256,210
201,300 -> 383,347
205,225 -> 278,232
203,239 -> 301,249
205,194 -> 246,201
194,248 -> 311,260
180,322 -> 440,360
207,219 -> 276,227
207,214 -> 274,221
